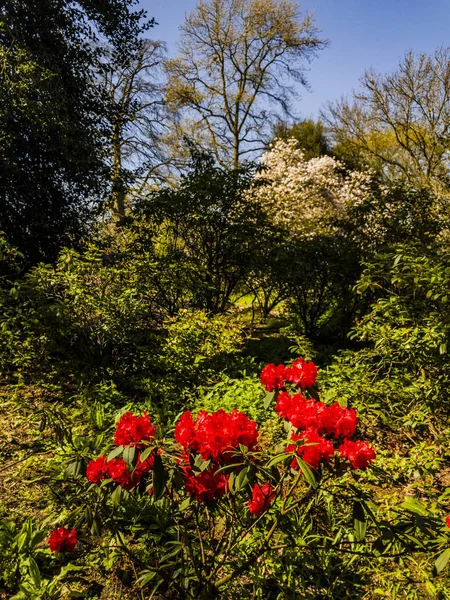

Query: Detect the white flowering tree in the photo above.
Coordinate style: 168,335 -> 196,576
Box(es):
252,139 -> 372,238
247,139 -> 372,330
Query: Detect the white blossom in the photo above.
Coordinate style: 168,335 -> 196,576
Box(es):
251,139 -> 372,237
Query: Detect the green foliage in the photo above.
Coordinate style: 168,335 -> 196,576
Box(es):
272,119 -> 331,160
194,375 -> 266,423
0,0 -> 151,263
0,518 -> 83,599
137,149 -> 278,313
322,244 -> 450,429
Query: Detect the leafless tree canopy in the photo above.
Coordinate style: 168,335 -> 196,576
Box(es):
324,48 -> 450,191
102,39 -> 168,215
166,0 -> 325,168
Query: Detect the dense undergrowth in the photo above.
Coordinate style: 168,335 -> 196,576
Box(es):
2,235 -> 450,598
2,160 -> 450,599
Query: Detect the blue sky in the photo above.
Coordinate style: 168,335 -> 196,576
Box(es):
138,0 -> 450,119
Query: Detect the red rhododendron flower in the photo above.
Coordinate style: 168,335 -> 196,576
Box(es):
48,527 -> 77,552
289,397 -> 326,431
86,455 -> 108,484
174,409 -> 258,463
105,457 -> 135,489
287,429 -> 334,469
174,411 -> 196,450
260,363 -> 285,391
338,440 -> 376,469
284,358 -> 318,389
275,393 -> 326,432
446,515 -> 450,528
134,450 -> 157,477
274,391 -> 292,420
248,483 -> 274,516
184,467 -> 228,503
319,403 -> 357,439
114,411 -> 156,448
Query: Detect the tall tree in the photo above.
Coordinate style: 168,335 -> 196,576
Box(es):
272,119 -> 330,159
166,0 -> 325,168
102,39 -> 168,217
324,48 -> 450,192
0,0 -> 151,263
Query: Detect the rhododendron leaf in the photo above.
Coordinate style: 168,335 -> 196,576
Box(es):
137,569 -> 157,586
401,497 -> 428,516
84,506 -> 93,526
65,458 -> 82,478
30,530 -> 46,549
191,455 -> 211,473
235,467 -> 249,491
111,485 -> 123,506
28,557 -> 41,589
199,459 -> 211,472
264,391 -> 275,410
435,548 -> 450,574
152,454 -> 167,500
179,498 -> 190,511
267,453 -> 291,468
309,386 -> 320,400
123,445 -> 136,467
172,469 -> 185,492
283,421 -> 292,434
58,564 -> 84,578
91,516 -> 101,537
228,471 -> 235,492
295,458 -> 318,488
107,446 -> 123,462
353,501 -> 367,541
215,462 -> 242,475
139,447 -> 154,463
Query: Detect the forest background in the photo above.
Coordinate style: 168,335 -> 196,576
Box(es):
2,1 -> 450,598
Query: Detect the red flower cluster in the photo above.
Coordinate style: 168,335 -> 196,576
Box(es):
86,451 -> 155,489
287,430 -> 334,469
260,363 -> 285,391
248,483 -> 274,516
275,393 -> 357,439
175,409 -> 258,463
175,409 -> 258,504
446,516 -> 450,528
114,411 -> 156,447
284,358 -> 318,389
338,440 -> 376,469
263,363 -> 375,471
260,358 -> 318,392
48,527 -> 77,553
184,466 -> 228,503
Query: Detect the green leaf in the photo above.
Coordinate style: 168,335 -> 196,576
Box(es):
295,457 -> 317,488
179,497 -> 191,511
139,447 -> 154,462
138,570 -> 157,586
27,557 -> 41,589
435,548 -> 450,574
264,391 -> 275,410
57,563 -> 84,580
401,497 -> 428,516
123,445 -> 136,467
152,454 -> 167,500
111,485 -> 123,507
107,446 -> 123,461
235,467 -> 249,491
267,453 -> 290,468
353,501 -> 367,541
